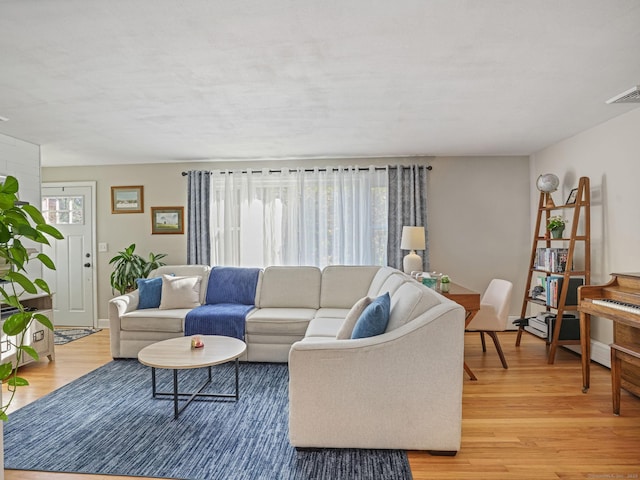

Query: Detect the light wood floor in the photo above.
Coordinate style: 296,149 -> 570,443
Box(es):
3,329 -> 640,480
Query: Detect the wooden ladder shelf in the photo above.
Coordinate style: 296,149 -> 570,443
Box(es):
516,176 -> 591,364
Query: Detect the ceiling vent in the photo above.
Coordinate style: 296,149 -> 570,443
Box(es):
606,85 -> 640,104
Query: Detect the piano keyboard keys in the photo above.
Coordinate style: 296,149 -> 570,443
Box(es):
592,298 -> 640,315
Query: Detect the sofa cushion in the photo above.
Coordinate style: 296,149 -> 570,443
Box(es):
315,307 -> 351,319
120,308 -> 189,333
246,307 -> 316,336
320,266 -> 380,308
159,275 -> 202,310
368,272 -> 407,298
367,267 -> 400,296
386,282 -> 443,332
336,296 -> 372,340
136,277 -> 163,309
150,265 -> 211,304
258,266 -> 321,308
351,292 -> 390,339
306,317 -> 346,338
205,266 -> 261,305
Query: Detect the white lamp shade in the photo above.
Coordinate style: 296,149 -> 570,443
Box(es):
400,226 -> 425,251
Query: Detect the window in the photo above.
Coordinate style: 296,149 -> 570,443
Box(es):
209,167 -> 388,268
41,196 -> 84,225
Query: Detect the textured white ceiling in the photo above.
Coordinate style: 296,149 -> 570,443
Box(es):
1,0 -> 639,167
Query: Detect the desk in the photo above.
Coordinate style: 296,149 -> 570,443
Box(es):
442,282 -> 481,381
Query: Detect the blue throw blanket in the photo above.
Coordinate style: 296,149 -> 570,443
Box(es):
184,303 -> 254,339
184,266 -> 261,339
206,266 -> 261,305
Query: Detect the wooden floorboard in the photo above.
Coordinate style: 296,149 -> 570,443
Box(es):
3,329 -> 640,479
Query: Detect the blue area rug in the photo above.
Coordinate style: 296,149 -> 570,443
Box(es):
4,360 -> 412,480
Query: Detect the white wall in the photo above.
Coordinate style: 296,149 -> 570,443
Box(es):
531,106 -> 640,346
43,155 -> 531,321
0,132 -> 42,280
428,156 -> 530,306
0,133 -> 41,205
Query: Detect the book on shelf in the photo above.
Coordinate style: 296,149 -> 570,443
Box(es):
534,248 -> 571,273
546,276 -> 584,308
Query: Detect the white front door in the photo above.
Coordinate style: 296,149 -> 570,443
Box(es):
41,183 -> 96,327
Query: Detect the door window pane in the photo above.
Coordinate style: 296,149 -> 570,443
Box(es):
42,196 -> 84,225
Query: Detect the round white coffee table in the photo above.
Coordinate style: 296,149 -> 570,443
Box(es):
138,335 -> 246,419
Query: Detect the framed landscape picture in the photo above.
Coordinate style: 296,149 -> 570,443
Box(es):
111,185 -> 144,213
151,206 -> 184,234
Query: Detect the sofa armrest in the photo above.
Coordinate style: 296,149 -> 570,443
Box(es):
108,291 -> 139,358
288,302 -> 465,451
110,291 -> 140,316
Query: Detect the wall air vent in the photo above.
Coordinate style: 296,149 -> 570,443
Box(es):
606,85 -> 640,104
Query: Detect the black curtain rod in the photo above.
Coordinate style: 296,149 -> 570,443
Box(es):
181,165 -> 432,176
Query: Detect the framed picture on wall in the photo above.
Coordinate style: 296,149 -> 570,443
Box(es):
111,185 -> 144,213
151,206 -> 184,234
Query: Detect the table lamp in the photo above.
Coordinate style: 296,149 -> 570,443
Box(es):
400,226 -> 425,274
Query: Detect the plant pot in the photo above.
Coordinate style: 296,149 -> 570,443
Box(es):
550,227 -> 564,239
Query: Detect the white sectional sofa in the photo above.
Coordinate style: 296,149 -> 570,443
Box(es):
109,264 -> 213,359
108,264 -> 466,453
245,265 -> 381,362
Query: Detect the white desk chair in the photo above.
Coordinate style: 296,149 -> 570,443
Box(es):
466,279 -> 513,369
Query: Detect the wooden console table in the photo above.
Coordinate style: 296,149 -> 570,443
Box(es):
442,283 -> 481,381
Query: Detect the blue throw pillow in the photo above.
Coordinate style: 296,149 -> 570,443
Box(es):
137,277 -> 163,309
351,292 -> 391,339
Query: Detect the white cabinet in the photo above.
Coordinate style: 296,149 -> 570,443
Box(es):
1,293 -> 55,367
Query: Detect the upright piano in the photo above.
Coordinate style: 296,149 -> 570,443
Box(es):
578,272 -> 640,413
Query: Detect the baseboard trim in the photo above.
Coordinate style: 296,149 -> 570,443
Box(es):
564,339 -> 610,369
97,318 -> 110,329
506,316 -> 610,368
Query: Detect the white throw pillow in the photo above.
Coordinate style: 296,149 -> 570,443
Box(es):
159,274 -> 202,310
336,296 -> 373,340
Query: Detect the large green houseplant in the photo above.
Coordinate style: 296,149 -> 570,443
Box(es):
109,243 -> 167,295
0,175 -> 63,421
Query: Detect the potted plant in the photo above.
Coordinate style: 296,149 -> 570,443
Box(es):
109,243 -> 167,295
0,175 -> 63,420
440,274 -> 451,293
547,215 -> 567,239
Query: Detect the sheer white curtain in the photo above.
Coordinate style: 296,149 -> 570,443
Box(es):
209,167 -> 387,268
